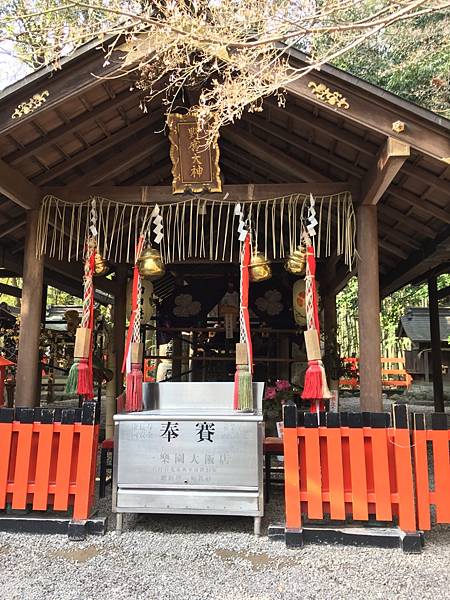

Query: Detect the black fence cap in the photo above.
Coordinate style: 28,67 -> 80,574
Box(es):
81,401 -> 99,425
412,413 -> 426,431
431,413 -> 448,431
61,408 -> 77,424
348,412 -> 363,428
393,404 -> 408,429
371,412 -> 390,428
0,407 -> 14,423
14,407 -> 35,424
325,412 -> 340,428
34,408 -> 55,424
362,412 -> 371,427
304,412 -> 319,428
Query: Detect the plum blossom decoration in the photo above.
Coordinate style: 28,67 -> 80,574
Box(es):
255,290 -> 283,316
173,294 -> 201,317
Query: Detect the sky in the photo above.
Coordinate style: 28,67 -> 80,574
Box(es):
0,41 -> 32,92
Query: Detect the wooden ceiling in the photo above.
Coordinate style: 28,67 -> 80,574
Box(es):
0,45 -> 449,299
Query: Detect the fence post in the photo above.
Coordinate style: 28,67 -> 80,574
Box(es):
73,402 -> 99,521
392,405 -> 416,533
412,413 -> 431,531
283,401 -> 302,545
0,408 -> 14,509
430,413 -> 450,524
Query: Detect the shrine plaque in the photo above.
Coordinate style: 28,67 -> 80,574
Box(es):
167,111 -> 222,194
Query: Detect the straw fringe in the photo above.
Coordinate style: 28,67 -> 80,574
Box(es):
37,192 -> 357,267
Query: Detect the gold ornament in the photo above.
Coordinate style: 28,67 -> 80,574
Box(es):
94,252 -> 109,276
249,252 -> 272,282
285,245 -> 306,275
392,120 -> 406,133
137,247 -> 165,280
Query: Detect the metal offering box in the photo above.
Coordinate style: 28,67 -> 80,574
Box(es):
113,382 -> 264,534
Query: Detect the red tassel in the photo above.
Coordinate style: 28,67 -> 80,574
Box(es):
302,360 -> 324,399
126,363 -> 143,412
77,358 -> 91,397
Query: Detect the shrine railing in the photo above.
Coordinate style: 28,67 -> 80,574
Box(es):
0,402 -> 99,520
282,404 -> 449,546
339,357 -> 413,390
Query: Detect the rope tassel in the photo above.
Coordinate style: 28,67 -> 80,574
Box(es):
65,242 -> 95,399
302,244 -> 331,412
123,235 -> 146,412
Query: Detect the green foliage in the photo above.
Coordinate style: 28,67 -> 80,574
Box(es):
337,274 -> 450,358
326,13 -> 450,117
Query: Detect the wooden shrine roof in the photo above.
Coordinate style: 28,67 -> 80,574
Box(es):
0,43 -> 449,299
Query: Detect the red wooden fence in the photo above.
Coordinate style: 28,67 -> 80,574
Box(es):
340,357 -> 413,390
0,402 -> 99,520
283,404 -> 449,537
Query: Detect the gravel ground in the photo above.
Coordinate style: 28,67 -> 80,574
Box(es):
0,485 -> 449,600
1,396 -> 448,600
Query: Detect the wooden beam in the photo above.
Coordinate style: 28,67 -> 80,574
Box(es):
0,47 -> 127,136
381,224 -> 450,295
221,126 -> 331,183
221,158 -> 268,185
272,99 -> 375,157
0,159 -> 40,208
46,183 -> 358,203
45,256 -> 116,295
3,88 -> 146,165
285,54 -> 450,163
0,282 -> 22,298
361,137 -> 410,205
437,283 -> 450,300
0,241 -> 110,301
322,261 -> 356,296
73,133 -> 168,187
381,205 -> 436,238
378,224 -> 421,250
33,110 -> 164,185
0,215 -> 26,238
379,239 -> 409,260
388,186 -> 450,224
276,100 -> 450,198
245,113 -> 362,180
221,141 -> 286,183
121,159 -> 172,186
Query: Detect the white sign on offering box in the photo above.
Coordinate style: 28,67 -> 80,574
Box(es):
117,420 -> 258,488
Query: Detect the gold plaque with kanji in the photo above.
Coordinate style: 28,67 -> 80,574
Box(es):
167,111 -> 222,194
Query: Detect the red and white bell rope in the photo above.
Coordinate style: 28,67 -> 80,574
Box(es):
122,234 -> 146,412
302,196 -> 331,413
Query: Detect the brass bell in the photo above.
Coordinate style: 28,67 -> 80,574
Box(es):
285,245 -> 306,275
249,251 -> 272,282
94,252 -> 109,277
137,247 -> 165,280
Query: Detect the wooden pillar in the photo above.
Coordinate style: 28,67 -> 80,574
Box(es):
172,335 -> 182,381
357,205 -> 382,412
113,265 -> 128,397
323,293 -> 339,392
15,209 -> 44,407
36,283 -> 48,404
428,276 -> 444,412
